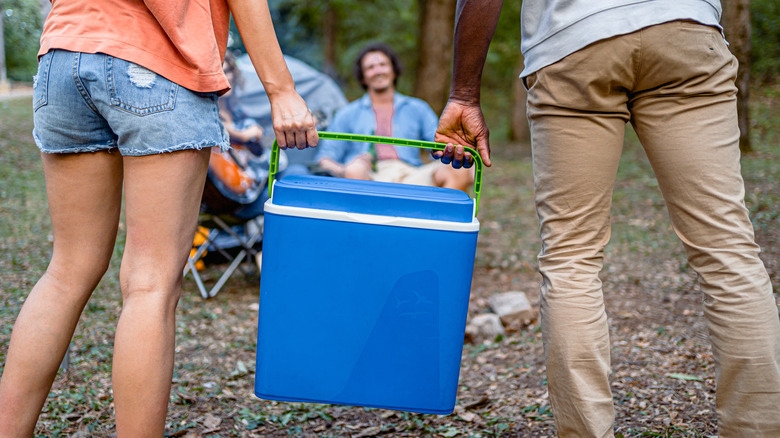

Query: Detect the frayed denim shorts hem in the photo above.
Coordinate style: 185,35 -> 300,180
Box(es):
33,50 -> 230,157
33,135 -> 231,156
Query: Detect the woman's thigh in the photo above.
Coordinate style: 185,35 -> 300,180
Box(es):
119,149 -> 211,295
41,151 -> 124,288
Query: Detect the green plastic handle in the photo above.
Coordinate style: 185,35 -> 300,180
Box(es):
267,132 -> 483,216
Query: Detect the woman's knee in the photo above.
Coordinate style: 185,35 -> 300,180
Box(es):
45,253 -> 112,295
119,261 -> 184,306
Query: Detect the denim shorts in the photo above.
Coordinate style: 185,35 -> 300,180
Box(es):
33,50 -> 230,156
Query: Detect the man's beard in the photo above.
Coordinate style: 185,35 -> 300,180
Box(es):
370,81 -> 393,93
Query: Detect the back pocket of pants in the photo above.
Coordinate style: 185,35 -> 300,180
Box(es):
33,52 -> 53,111
107,57 -> 177,116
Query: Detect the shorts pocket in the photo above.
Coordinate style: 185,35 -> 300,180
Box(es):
106,57 -> 177,116
33,52 -> 53,111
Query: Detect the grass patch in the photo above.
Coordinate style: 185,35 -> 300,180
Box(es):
744,84 -> 780,233
0,98 -> 49,347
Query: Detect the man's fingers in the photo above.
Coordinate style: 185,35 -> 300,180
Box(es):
478,135 -> 491,167
433,142 -> 479,169
454,145 -> 465,162
451,145 -> 465,169
440,143 -> 454,164
463,152 -> 474,168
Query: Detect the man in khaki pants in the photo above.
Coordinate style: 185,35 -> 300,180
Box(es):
434,0 -> 780,436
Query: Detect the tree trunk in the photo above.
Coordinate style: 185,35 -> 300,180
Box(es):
322,3 -> 338,81
0,0 -> 8,92
413,0 -> 456,115
509,56 -> 529,144
721,0 -> 752,153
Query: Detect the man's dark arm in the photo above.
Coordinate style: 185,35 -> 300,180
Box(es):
434,0 -> 503,168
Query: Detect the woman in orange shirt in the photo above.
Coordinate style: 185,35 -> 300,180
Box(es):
0,1 -> 317,436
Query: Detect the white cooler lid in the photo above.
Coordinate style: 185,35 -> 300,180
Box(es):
268,175 -> 479,232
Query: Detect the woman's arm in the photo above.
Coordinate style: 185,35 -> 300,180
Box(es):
227,0 -> 318,150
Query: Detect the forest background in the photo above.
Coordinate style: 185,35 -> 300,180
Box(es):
2,0 -> 778,146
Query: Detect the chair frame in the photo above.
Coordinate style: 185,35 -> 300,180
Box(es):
184,214 -> 263,299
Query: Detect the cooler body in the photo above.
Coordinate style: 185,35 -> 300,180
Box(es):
254,175 -> 479,414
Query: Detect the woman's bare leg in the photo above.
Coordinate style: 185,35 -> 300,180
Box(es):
112,148 -> 210,437
0,151 -> 123,437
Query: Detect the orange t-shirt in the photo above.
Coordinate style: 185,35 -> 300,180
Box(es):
39,0 -> 231,94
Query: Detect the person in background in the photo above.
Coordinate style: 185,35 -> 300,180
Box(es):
0,1 -> 317,436
315,42 -> 473,191
220,51 -> 265,150
435,0 -> 780,436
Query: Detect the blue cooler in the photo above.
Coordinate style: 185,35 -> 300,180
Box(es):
254,133 -> 483,415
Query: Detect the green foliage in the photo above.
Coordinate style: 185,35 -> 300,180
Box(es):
751,0 -> 780,85
2,0 -> 43,82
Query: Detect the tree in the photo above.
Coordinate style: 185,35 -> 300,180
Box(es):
1,0 -> 8,92
750,0 -> 780,85
2,0 -> 43,82
721,0 -> 752,152
413,0 -> 455,114
508,18 -> 529,144
508,57 -> 529,144
321,2 -> 339,79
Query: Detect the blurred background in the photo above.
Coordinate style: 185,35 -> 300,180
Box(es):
2,0 -> 778,149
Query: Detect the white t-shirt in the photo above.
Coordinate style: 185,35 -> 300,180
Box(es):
520,0 -> 723,77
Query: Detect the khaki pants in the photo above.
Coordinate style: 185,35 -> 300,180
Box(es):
525,21 -> 780,437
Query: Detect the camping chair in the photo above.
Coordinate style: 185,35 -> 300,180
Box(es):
183,146 -> 267,299
185,212 -> 263,299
